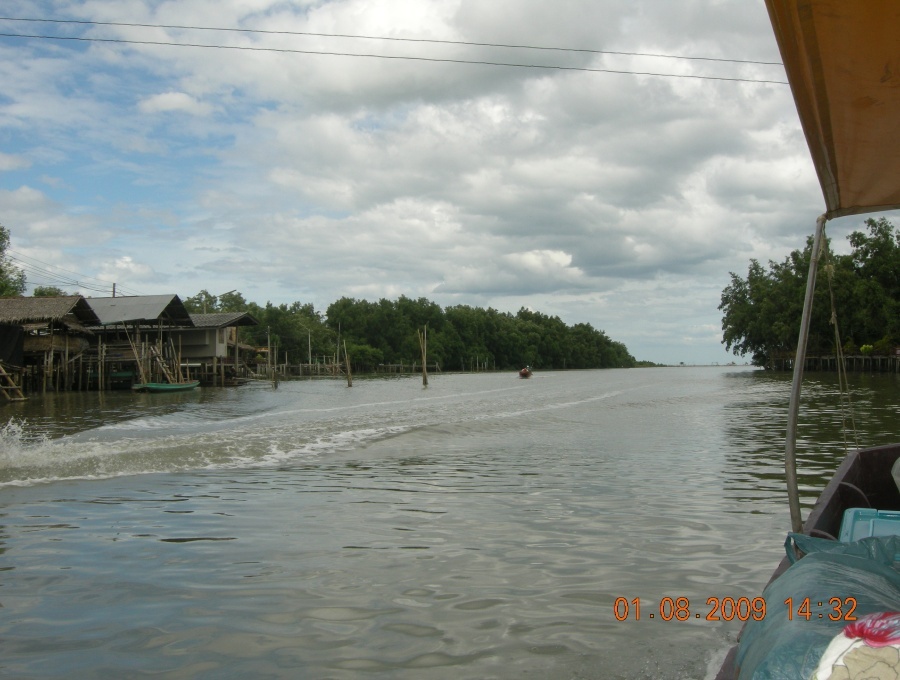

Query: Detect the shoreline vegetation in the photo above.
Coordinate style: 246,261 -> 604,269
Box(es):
183,292 -> 638,373
0,222 -> 638,374
719,217 -> 900,369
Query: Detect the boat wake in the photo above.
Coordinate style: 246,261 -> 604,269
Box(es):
0,414 -> 414,488
0,375 -> 636,488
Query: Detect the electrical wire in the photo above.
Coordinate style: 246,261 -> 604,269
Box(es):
8,250 -> 145,296
0,16 -> 785,66
0,17 -> 788,85
0,31 -> 790,84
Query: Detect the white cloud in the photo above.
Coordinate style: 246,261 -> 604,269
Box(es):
96,255 -> 155,284
0,152 -> 30,171
137,92 -> 213,116
5,0 -> 895,364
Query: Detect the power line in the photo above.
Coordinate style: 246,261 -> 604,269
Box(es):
0,16 -> 785,67
8,250 -> 144,296
0,31 -> 789,85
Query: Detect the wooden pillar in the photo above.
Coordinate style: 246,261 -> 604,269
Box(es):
49,321 -> 55,392
64,335 -> 70,391
344,341 -> 352,387
234,327 -> 239,377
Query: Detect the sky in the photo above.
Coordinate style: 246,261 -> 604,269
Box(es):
2,1 -> 897,366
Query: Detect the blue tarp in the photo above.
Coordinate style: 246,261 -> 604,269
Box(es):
735,536 -> 900,679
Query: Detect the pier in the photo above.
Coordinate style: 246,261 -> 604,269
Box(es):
769,353 -> 900,373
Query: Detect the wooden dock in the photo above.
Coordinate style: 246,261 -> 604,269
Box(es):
770,353 -> 900,372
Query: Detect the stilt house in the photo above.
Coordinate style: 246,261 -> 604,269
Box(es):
0,295 -> 101,394
85,294 -> 195,389
176,312 -> 259,385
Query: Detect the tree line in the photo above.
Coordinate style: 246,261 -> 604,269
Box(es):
719,217 -> 900,367
0,223 -> 636,372
185,291 -> 637,372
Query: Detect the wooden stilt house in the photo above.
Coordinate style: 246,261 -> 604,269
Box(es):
85,295 -> 195,389
0,296 -> 101,395
172,312 -> 259,386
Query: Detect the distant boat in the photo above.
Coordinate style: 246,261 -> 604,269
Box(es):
132,380 -> 200,393
519,367 -> 532,379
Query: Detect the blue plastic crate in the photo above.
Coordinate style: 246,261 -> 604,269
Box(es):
839,507 -> 900,542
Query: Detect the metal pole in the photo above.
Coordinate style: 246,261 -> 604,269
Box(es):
785,214 -> 827,533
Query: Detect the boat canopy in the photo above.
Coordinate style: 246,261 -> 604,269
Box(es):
765,0 -> 900,218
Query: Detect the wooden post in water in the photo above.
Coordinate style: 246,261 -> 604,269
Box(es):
98,339 -> 103,391
417,326 -> 428,386
233,327 -> 239,378
64,335 -> 70,391
343,341 -> 352,387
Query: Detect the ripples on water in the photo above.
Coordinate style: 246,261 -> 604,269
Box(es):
1,368 -> 898,679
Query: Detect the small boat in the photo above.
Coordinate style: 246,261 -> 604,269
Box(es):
132,380 -> 200,393
519,367 -> 532,378
716,2 -> 900,677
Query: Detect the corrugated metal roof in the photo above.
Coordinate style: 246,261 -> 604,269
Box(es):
0,296 -> 101,326
86,295 -> 193,326
189,312 -> 260,328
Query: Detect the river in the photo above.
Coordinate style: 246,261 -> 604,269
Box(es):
1,367 -> 899,679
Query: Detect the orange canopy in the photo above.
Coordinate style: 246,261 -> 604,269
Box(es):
765,0 -> 900,218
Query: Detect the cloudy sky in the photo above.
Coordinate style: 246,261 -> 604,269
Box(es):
2,1 -> 896,365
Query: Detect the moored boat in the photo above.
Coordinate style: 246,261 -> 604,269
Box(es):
132,380 -> 200,393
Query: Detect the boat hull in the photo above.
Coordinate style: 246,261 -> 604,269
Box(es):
715,443 -> 900,679
132,381 -> 201,393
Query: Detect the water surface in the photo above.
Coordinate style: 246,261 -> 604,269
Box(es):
2,367 -> 898,679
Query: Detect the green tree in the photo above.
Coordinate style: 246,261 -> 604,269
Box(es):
719,249 -> 822,367
444,305 -> 494,369
184,289 -> 222,313
0,224 -> 26,296
720,218 -> 900,366
33,285 -> 68,297
180,292 -> 636,372
219,290 -> 249,313
846,217 -> 900,344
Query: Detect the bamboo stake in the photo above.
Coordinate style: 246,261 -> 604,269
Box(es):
64,334 -> 70,391
343,340 -> 352,387
125,329 -> 149,386
418,327 -> 428,386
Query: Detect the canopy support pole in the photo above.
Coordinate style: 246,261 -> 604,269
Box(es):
785,213 -> 828,533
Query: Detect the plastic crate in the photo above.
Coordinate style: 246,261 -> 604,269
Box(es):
839,507 -> 900,542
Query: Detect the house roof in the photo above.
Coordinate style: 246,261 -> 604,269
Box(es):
189,312 -> 260,329
86,295 -> 193,326
0,295 -> 101,328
